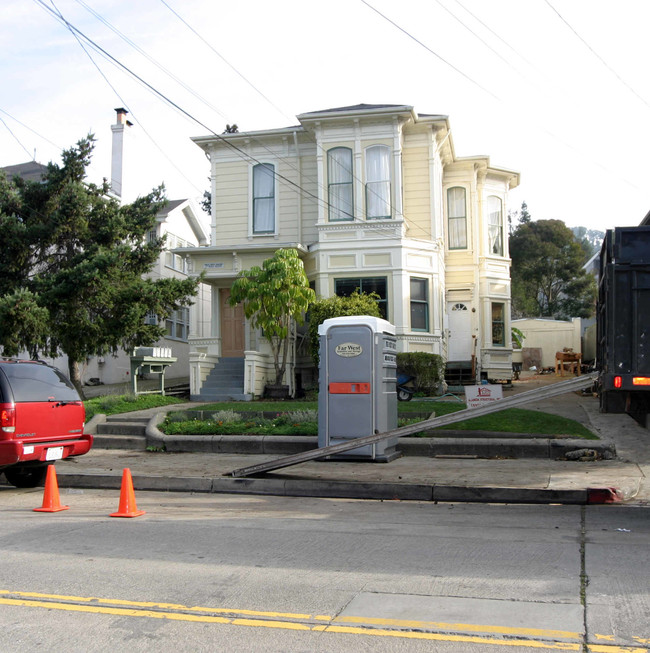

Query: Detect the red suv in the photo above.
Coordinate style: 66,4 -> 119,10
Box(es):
0,359 -> 93,487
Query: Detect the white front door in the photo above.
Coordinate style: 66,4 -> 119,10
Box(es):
447,302 -> 473,360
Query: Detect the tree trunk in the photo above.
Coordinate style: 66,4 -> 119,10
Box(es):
68,359 -> 86,400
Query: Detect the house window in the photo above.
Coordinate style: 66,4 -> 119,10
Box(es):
165,233 -> 190,272
491,302 -> 505,346
252,163 -> 275,233
145,311 -> 158,326
365,145 -> 391,219
166,307 -> 189,341
335,277 -> 387,319
447,187 -> 467,249
488,195 -> 503,256
328,147 -> 354,221
410,278 -> 428,331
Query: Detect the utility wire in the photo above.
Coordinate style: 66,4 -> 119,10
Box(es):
158,1 -> 431,235
51,0 -> 204,195
0,107 -> 63,153
50,0 -> 201,193
71,0 -> 333,211
35,0 -> 442,238
361,0 -> 641,192
33,0 -> 328,211
545,0 -> 650,112
0,116 -> 35,160
360,0 -> 501,101
158,0 -> 290,124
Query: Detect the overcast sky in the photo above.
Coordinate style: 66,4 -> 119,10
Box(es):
2,0 -> 649,233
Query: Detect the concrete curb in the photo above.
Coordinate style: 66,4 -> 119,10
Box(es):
143,414 -> 614,460
54,470 -> 619,505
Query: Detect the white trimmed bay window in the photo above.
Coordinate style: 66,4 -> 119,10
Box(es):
365,145 -> 391,219
488,195 -> 503,256
447,187 -> 467,249
328,147 -> 354,221
252,163 -> 275,234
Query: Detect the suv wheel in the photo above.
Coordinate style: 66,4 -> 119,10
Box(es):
4,464 -> 50,488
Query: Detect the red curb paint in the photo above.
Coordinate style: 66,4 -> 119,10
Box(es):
587,487 -> 622,504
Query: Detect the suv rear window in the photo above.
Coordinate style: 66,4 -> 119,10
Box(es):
1,363 -> 80,402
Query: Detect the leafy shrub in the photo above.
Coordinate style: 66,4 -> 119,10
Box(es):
211,410 -> 243,424
287,409 -> 318,424
396,352 -> 445,396
307,291 -> 381,368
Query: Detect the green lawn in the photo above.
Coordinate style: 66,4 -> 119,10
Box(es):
159,398 -> 595,439
84,394 -> 184,421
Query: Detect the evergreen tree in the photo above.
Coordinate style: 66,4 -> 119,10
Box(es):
0,136 -> 199,396
509,215 -> 596,320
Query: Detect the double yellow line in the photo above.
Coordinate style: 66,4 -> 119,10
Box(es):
0,590 -> 646,652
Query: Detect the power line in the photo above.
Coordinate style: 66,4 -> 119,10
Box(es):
37,0 -> 426,235
50,0 -> 204,196
545,0 -> 650,112
158,0 -> 290,124
361,0 -> 641,193
0,107 -> 62,155
360,0 -> 501,102
68,0 -> 334,209
0,116 -> 35,161
33,0 -> 323,208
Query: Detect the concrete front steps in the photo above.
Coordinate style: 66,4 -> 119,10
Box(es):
93,415 -> 149,450
191,357 -> 252,402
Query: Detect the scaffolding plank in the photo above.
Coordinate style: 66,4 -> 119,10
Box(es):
228,373 -> 597,478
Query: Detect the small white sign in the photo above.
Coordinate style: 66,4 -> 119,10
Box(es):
465,384 -> 503,409
335,342 -> 363,357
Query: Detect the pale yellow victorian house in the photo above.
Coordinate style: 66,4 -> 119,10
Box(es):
179,104 -> 519,400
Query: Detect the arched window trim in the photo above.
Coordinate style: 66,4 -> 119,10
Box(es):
251,162 -> 276,235
365,144 -> 391,220
487,195 -> 503,256
327,147 -> 354,222
447,186 -> 467,250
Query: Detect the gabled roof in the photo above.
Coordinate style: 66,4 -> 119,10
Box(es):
156,198 -> 209,246
1,161 -> 48,182
300,103 -> 412,115
157,199 -> 187,215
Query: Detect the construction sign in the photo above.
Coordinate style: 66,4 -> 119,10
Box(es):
465,384 -> 503,409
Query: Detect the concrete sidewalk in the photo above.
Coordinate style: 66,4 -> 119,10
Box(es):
51,379 -> 650,506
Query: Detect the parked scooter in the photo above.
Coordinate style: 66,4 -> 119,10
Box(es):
396,373 -> 416,401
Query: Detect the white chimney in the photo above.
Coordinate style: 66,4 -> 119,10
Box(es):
110,107 -> 132,202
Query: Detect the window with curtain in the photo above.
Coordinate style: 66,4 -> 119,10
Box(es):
410,278 -> 428,331
335,277 -> 387,319
253,163 -> 275,234
166,307 -> 190,341
365,145 -> 391,219
488,195 -> 503,256
328,147 -> 354,221
491,302 -> 505,346
447,187 -> 467,249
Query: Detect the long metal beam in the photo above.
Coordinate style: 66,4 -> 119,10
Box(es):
228,372 -> 598,478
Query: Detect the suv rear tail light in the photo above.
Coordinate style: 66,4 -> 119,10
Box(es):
633,377 -> 650,386
614,376 -> 623,388
1,404 -> 16,434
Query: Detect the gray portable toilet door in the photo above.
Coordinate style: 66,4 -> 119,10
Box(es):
326,324 -> 374,447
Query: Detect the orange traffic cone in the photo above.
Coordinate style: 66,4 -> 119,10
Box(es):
110,468 -> 145,518
34,465 -> 69,513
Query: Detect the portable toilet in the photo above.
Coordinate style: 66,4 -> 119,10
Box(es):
317,316 -> 399,461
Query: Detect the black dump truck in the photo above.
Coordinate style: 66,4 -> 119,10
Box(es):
597,226 -> 650,424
